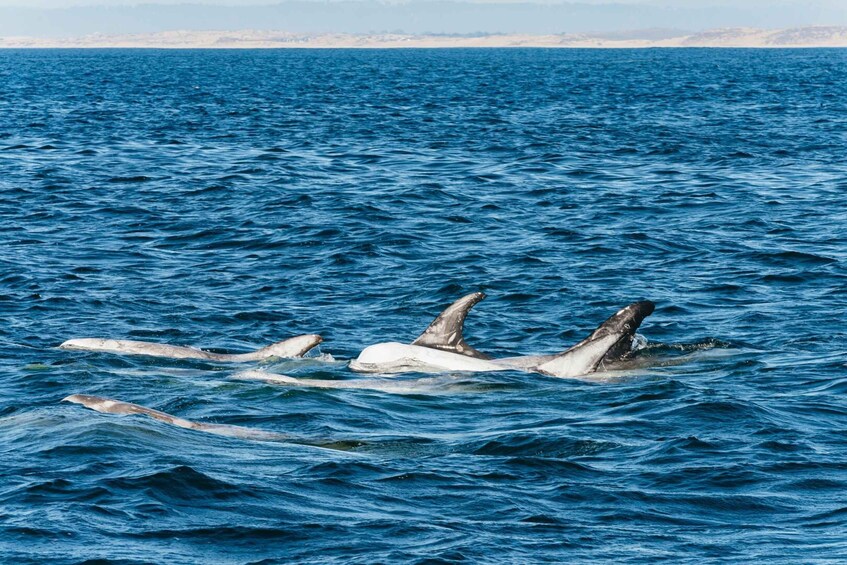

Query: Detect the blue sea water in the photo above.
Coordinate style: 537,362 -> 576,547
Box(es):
0,48 -> 846,563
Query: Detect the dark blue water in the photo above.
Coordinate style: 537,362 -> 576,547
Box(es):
1,48 -> 846,563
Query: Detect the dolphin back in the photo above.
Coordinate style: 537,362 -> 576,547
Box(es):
225,334 -> 323,361
63,394 -> 197,428
59,334 -> 322,362
62,394 -> 353,448
59,338 -> 214,360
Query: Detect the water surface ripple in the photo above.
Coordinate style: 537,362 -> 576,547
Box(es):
1,48 -> 846,563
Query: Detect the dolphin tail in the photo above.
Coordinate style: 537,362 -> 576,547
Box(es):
234,334 -> 323,361
536,300 -> 655,378
411,292 -> 491,359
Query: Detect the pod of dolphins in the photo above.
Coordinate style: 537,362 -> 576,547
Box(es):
60,293 -> 658,446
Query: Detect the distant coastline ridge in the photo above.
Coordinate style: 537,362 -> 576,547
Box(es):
2,27 -> 847,48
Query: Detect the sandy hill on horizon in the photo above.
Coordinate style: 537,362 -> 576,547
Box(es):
2,26 -> 847,48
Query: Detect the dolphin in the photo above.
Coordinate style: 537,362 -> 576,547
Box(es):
62,394 -> 360,450
349,293 -> 655,379
59,334 -> 322,362
233,370 -> 476,395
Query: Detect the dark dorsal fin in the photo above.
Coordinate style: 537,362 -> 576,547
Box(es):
588,300 -> 655,362
536,300 -> 655,377
411,292 -> 491,359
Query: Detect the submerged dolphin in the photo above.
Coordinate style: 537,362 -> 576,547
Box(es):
62,394 -> 359,450
59,334 -> 322,362
349,293 -> 655,379
234,370 -> 476,395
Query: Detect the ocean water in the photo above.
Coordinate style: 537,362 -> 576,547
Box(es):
0,48 -> 846,563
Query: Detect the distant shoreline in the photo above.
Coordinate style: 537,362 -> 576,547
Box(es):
2,27 -> 847,49
3,46 -> 846,50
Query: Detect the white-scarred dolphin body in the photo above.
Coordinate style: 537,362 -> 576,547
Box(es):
349,293 -> 655,379
62,394 -> 360,450
63,394 -> 285,439
233,371 -> 474,394
59,334 -> 322,362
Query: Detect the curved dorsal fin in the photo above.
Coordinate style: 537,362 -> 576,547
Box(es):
588,300 -> 655,362
412,292 -> 491,359
536,300 -> 655,377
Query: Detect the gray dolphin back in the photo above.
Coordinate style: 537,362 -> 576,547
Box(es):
58,334 -> 322,362
63,394 -> 199,429
411,292 -> 491,359
62,394 -> 359,449
63,394 -> 287,441
220,334 -> 323,362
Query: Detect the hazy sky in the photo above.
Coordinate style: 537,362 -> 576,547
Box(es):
0,0 -> 841,6
4,0 -> 643,4
0,0 -> 844,37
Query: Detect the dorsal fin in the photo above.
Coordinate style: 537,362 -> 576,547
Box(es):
536,300 -> 655,378
412,292 -> 491,359
588,300 -> 655,362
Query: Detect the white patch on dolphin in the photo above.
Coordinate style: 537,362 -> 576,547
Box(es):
349,293 -> 655,379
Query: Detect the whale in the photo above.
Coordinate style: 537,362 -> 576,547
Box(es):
62,394 -> 360,450
349,293 -> 655,379
59,334 -> 322,362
